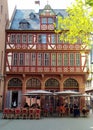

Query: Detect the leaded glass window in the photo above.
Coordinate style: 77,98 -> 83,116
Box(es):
13,53 -> 18,66
51,34 -> 56,44
8,78 -> 22,87
19,53 -> 24,66
41,34 -> 46,44
44,53 -> 50,66
28,34 -> 33,43
63,78 -> 79,89
16,34 -> 21,43
48,18 -> 53,24
42,18 -> 47,24
51,53 -> 56,66
76,53 -> 80,66
70,53 -> 74,66
64,53 -> 69,66
10,34 -> 16,43
37,53 -> 43,66
58,34 -> 62,43
45,78 -> 59,87
26,78 -> 41,88
22,34 -> 27,43
31,53 -> 36,66
57,53 -> 62,66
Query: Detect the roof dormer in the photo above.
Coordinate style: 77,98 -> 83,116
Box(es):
19,19 -> 30,30
29,12 -> 36,20
40,4 -> 56,16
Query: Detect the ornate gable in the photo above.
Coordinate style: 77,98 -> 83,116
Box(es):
40,4 -> 56,16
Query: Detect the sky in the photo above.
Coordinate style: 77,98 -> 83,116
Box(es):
8,0 -> 75,19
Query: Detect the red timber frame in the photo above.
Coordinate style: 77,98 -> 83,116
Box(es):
5,30 -> 90,76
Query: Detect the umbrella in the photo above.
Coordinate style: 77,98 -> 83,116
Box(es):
70,93 -> 91,97
26,90 -> 53,96
54,90 -> 81,96
23,90 -> 53,106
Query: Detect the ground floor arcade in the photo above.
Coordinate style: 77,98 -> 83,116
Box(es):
3,74 -> 85,109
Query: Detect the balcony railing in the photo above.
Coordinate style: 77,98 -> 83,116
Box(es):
6,66 -> 86,73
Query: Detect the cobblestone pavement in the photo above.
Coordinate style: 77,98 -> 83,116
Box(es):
0,112 -> 93,130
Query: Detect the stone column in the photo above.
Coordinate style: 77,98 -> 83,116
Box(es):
22,74 -> 26,107
60,79 -> 63,91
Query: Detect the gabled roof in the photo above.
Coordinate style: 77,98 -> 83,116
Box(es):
10,5 -> 68,30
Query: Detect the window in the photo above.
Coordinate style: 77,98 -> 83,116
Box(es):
44,53 -> 50,66
42,18 -> 47,24
31,53 -> 36,66
19,23 -> 30,29
19,19 -> 30,29
22,34 -> 27,43
41,17 -> 54,24
51,53 -> 56,66
45,78 -> 59,87
48,18 -> 53,24
57,53 -> 62,66
10,34 -> 16,43
13,53 -> 18,66
64,53 -> 69,66
38,34 -> 46,43
76,53 -> 80,66
63,78 -> 79,89
26,78 -> 41,88
70,53 -> 74,66
8,78 -> 22,87
37,53 -> 43,66
51,34 -> 56,44
30,13 -> 36,19
19,53 -> 24,66
41,34 -> 46,43
16,34 -> 21,43
58,34 -> 62,43
38,34 -> 42,43
28,34 -> 33,43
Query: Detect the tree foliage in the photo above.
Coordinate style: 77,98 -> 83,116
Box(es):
86,0 -> 93,6
55,0 -> 93,47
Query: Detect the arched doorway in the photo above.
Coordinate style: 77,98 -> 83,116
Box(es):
45,78 -> 60,112
6,78 -> 22,108
45,78 -> 60,92
63,78 -> 79,110
26,78 -> 41,106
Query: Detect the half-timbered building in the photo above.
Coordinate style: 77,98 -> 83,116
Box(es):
4,4 -> 90,108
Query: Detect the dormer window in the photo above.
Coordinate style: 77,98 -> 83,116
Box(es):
48,17 -> 53,24
42,18 -> 47,24
29,12 -> 36,20
41,17 -> 54,24
19,19 -> 30,29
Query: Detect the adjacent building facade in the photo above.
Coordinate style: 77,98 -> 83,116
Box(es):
4,4 -> 90,108
0,0 -> 9,110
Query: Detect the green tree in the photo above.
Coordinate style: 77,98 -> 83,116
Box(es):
55,0 -> 93,47
86,0 -> 93,6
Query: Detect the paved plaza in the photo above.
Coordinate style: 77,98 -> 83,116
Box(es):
0,112 -> 93,130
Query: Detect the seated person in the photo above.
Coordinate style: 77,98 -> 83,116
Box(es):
59,104 -> 66,116
24,102 -> 29,108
